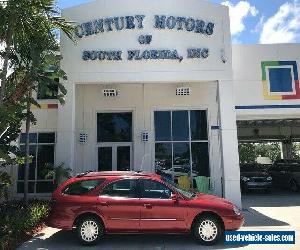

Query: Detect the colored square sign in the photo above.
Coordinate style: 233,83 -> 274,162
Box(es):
261,61 -> 300,100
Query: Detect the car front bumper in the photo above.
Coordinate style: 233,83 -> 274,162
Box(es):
243,181 -> 272,190
223,214 -> 245,231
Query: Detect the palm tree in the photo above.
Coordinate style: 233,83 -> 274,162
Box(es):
0,0 -> 75,204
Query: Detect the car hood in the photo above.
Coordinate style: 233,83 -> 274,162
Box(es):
192,193 -> 235,208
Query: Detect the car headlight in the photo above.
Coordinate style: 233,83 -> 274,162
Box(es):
267,176 -> 272,181
233,206 -> 241,216
242,177 -> 250,182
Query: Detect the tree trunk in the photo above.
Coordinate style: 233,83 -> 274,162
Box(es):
23,90 -> 32,205
0,29 -> 12,106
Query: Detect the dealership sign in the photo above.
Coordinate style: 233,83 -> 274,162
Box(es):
75,15 -> 215,62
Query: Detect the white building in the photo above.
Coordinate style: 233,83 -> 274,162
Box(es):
12,0 -> 300,208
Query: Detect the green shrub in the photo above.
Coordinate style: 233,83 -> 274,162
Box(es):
0,200 -> 50,249
0,172 -> 11,200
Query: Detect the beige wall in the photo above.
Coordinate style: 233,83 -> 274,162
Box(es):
75,82 -> 223,195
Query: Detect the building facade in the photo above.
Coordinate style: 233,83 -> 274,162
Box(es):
10,0 -> 300,208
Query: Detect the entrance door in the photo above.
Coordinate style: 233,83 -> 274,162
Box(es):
97,112 -> 133,171
98,144 -> 132,171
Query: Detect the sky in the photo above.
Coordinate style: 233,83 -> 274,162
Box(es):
57,0 -> 300,44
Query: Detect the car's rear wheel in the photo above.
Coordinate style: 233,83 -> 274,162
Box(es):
290,179 -> 299,192
77,217 -> 104,245
192,215 -> 223,245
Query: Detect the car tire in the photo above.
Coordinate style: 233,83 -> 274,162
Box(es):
192,215 -> 223,245
77,216 -> 104,245
290,179 -> 299,192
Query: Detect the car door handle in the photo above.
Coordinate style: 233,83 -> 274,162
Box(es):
143,204 -> 152,209
99,202 -> 109,207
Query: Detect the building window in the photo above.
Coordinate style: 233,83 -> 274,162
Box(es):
18,132 -> 56,194
37,78 -> 59,100
154,110 -> 210,185
97,112 -> 132,143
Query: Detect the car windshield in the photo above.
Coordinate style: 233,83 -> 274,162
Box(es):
162,177 -> 196,199
240,164 -> 268,172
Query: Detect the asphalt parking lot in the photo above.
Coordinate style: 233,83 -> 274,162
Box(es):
19,190 -> 300,250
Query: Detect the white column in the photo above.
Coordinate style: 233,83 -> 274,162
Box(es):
218,80 -> 242,208
55,82 -> 76,173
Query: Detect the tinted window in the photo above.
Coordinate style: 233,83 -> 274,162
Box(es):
97,113 -> 132,142
37,145 -> 55,179
192,142 -> 210,177
62,179 -> 104,195
17,182 -> 35,193
154,111 -> 171,141
173,143 -> 190,166
18,145 -> 36,180
117,146 -> 131,171
37,79 -> 59,100
38,133 -> 55,143
98,147 -> 112,171
155,143 -> 172,172
18,132 -> 56,194
101,179 -> 138,198
140,179 -> 172,199
190,110 -> 208,140
36,181 -> 54,193
20,133 -> 37,144
172,111 -> 189,141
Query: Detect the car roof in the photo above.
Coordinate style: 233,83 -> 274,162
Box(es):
76,171 -> 160,178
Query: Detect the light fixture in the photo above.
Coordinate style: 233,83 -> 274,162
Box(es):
141,131 -> 149,142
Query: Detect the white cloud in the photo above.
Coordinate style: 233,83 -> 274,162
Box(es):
222,1 -> 258,36
252,16 -> 265,33
260,0 -> 300,44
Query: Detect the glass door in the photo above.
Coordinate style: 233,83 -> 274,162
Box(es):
98,144 -> 132,171
97,112 -> 133,171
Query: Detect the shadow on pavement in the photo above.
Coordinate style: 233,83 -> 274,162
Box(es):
241,189 -> 299,227
19,231 -> 248,250
243,208 -> 289,227
242,189 -> 300,207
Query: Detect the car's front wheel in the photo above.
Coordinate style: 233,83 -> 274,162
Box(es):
192,215 -> 223,245
77,217 -> 104,245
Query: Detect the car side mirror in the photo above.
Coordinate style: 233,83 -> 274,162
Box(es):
171,193 -> 179,201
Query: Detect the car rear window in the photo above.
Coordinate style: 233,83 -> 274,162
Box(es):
62,179 -> 105,195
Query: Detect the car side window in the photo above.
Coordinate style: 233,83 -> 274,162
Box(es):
101,179 -> 138,198
140,179 -> 172,199
62,179 -> 105,195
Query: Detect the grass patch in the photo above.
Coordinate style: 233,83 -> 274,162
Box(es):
0,200 -> 50,250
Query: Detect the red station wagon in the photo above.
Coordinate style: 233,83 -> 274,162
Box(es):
46,171 -> 244,245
